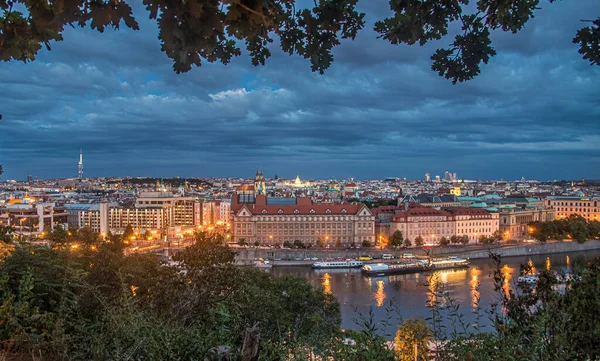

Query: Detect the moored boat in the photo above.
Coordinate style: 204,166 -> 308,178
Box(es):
312,260 -> 364,269
361,257 -> 469,276
254,259 -> 273,268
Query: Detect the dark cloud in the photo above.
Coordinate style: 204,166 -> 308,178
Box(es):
0,0 -> 599,181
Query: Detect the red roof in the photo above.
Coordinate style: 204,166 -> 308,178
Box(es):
232,194 -> 369,216
391,207 -> 451,222
241,204 -> 366,215
371,205 -> 398,216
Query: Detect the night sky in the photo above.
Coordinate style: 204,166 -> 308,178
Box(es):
0,1 -> 599,181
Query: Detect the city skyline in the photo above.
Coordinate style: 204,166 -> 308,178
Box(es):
1,1 -> 599,181
1,152 -> 596,184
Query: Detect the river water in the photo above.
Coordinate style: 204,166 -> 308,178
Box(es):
270,250 -> 600,338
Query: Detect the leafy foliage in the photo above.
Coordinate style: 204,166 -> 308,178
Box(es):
433,253 -> 600,361
573,18 -> 600,66
0,1 -> 597,82
0,230 -> 346,359
528,215 -> 597,243
439,236 -> 449,246
414,235 -> 424,247
375,0 -> 599,83
390,230 -> 404,248
0,225 -> 12,244
394,318 -> 431,361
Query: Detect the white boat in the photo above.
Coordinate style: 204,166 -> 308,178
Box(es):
517,275 -> 539,285
361,257 -> 468,276
254,260 -> 273,269
312,260 -> 364,269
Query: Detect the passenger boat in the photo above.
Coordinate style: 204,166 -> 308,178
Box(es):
361,257 -> 469,276
312,260 -> 364,269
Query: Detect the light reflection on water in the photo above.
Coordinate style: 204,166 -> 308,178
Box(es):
271,250 -> 599,338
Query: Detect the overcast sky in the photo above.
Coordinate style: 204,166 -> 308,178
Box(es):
1,1 -> 599,181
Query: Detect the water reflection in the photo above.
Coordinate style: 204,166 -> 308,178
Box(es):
527,259 -> 536,275
501,264 -> 513,298
546,257 -> 551,271
271,250 -> 600,337
375,280 -> 386,307
469,267 -> 481,309
427,273 -> 439,306
322,273 -> 332,294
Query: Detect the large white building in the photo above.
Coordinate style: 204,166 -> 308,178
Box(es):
231,193 -> 375,246
64,192 -> 219,235
380,206 -> 499,244
545,196 -> 599,222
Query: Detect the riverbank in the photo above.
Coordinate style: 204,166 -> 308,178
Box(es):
235,240 -> 600,266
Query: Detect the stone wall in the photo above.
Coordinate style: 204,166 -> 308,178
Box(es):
234,240 -> 600,265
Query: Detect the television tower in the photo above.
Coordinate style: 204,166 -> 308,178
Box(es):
78,148 -> 84,179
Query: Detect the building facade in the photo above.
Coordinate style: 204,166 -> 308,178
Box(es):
390,208 -> 455,245
379,206 -> 499,245
1,198 -> 67,235
498,206 -> 555,239
231,194 -> 375,246
545,196 -> 599,222
446,207 -> 499,241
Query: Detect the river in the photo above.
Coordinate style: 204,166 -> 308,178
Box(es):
270,250 -> 600,338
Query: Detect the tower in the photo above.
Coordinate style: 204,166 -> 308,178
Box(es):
78,148 -> 84,180
254,169 -> 265,195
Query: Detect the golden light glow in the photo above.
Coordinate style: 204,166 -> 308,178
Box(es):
527,259 -> 536,275
70,244 -> 79,251
322,273 -> 332,295
427,274 -> 439,306
566,255 -> 570,266
501,264 -> 513,298
545,257 -> 551,271
469,267 -> 481,309
375,280 -> 386,307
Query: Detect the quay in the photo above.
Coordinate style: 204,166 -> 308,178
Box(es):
232,240 -> 600,267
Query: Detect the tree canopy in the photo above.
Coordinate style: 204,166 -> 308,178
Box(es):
0,0 -> 598,83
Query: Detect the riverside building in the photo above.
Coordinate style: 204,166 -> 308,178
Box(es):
545,196 -> 599,222
231,193 -> 375,246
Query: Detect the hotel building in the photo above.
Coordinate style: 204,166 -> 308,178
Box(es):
65,192 -> 215,235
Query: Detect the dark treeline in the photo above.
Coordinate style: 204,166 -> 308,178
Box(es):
528,215 -> 600,243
